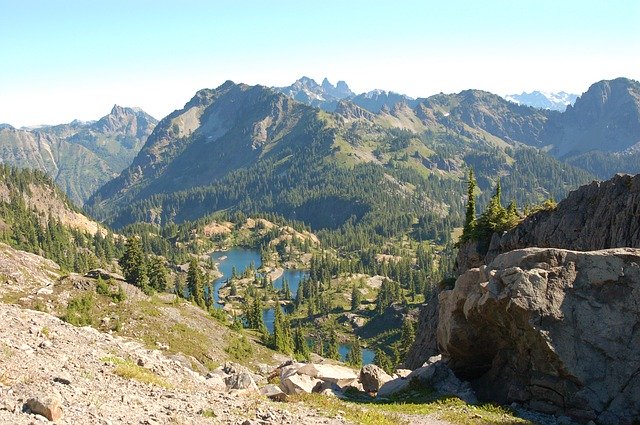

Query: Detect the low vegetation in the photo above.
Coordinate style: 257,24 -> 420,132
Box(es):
101,356 -> 171,388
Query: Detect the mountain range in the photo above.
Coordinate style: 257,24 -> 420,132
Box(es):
0,105 -> 157,205
86,78 -> 610,234
1,76 -> 638,238
504,90 -> 578,111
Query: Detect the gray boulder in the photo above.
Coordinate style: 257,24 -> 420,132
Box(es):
377,356 -> 476,403
280,373 -> 321,395
359,364 -> 392,393
296,363 -> 357,383
224,372 -> 258,391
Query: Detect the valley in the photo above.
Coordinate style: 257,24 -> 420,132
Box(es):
1,75 -> 639,425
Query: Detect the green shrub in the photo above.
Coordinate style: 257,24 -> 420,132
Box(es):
63,293 -> 94,326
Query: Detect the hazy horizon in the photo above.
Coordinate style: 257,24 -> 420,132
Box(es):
1,0 -> 638,127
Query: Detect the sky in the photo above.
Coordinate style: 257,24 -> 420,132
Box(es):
1,0 -> 639,127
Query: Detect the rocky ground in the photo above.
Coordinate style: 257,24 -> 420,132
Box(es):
0,302 -> 351,425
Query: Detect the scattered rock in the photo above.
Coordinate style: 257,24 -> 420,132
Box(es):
359,364 -> 392,393
39,340 -> 53,349
296,363 -> 357,383
53,376 -> 71,385
280,374 -> 321,395
25,392 -> 63,422
224,372 -> 258,391
260,384 -> 287,401
378,355 -> 476,403
84,269 -> 125,281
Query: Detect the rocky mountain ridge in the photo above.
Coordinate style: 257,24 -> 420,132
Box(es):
456,173 -> 640,274
86,79 -> 594,232
0,105 -> 157,205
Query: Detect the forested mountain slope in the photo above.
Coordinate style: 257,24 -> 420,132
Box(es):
87,82 -> 592,250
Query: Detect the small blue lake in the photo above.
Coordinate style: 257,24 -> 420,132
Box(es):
211,248 -> 374,365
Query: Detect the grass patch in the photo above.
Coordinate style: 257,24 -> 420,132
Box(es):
101,356 -> 171,388
296,387 -> 536,425
200,408 -> 216,418
225,333 -> 253,361
292,393 -> 403,425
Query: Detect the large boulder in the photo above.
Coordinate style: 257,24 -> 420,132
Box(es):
25,392 -> 63,422
280,373 -> 321,395
438,247 -> 640,424
224,372 -> 258,391
296,363 -> 357,383
377,356 -> 476,403
359,364 -> 392,393
404,292 -> 440,369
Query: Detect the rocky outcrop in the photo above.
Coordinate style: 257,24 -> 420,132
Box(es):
377,355 -> 476,403
456,173 -> 640,274
404,293 -> 440,369
438,247 -> 640,424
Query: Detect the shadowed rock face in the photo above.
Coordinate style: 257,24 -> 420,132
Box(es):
456,173 -> 640,275
438,247 -> 640,424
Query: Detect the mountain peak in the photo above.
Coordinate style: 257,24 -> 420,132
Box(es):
505,90 -> 578,111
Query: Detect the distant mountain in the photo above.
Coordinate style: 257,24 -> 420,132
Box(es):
274,77 -> 353,111
0,106 -> 157,204
350,90 -> 418,113
505,91 -> 578,111
87,81 -> 592,239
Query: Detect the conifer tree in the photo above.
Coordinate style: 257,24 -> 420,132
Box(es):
351,285 -> 362,311
400,318 -> 415,357
187,258 -> 205,308
148,257 -> 169,292
374,348 -> 394,375
293,325 -> 310,360
326,330 -> 340,360
282,279 -> 292,300
119,237 -> 148,289
272,303 -> 293,354
346,339 -> 362,368
461,168 -> 477,241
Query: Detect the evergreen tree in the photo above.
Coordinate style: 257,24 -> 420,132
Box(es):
351,285 -> 362,311
400,317 -> 416,353
374,348 -> 394,375
272,303 -> 294,354
148,257 -> 169,292
282,279 -> 292,300
476,179 -> 508,240
119,237 -> 148,288
326,330 -> 340,360
461,168 -> 477,241
346,339 -> 362,368
187,258 -> 205,308
293,325 -> 310,360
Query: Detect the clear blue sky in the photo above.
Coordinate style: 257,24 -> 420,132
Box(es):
1,0 -> 638,126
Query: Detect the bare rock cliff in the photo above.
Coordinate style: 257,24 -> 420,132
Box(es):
438,247 -> 640,424
457,173 -> 640,275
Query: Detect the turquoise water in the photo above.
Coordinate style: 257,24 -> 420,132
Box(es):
210,248 -> 262,305
211,248 -> 374,365
210,248 -> 307,306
